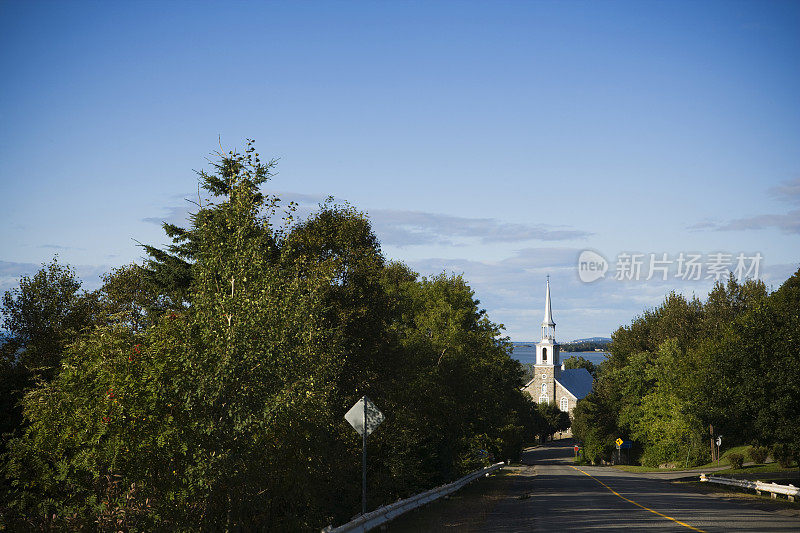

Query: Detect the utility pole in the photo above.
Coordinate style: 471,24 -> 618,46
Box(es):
709,424 -> 715,462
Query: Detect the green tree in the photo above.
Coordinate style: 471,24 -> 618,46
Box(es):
571,389 -> 617,464
95,264 -> 164,333
626,340 -> 704,466
0,258 -> 98,457
3,143 -> 336,529
563,355 -> 597,377
1,258 -> 94,378
520,362 -> 536,383
531,402 -> 570,443
372,263 -> 532,485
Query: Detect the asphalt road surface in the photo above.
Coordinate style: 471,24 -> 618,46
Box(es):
387,439 -> 800,532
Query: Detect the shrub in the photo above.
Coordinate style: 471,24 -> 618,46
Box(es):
772,443 -> 795,468
574,455 -> 590,466
727,452 -> 744,469
748,446 -> 768,464
498,424 -> 524,463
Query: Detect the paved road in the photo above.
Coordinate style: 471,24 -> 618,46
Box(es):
388,439 -> 800,532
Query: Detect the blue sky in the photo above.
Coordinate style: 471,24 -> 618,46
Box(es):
1,0 -> 799,340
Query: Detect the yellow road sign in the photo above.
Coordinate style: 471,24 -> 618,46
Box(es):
615,437 -> 623,446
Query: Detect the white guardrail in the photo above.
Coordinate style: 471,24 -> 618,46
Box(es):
322,462 -> 506,533
700,473 -> 799,502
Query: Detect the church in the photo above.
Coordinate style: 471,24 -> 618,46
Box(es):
521,278 -> 593,420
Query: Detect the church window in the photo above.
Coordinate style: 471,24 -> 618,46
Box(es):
542,347 -> 548,362
560,397 -> 568,411
539,394 -> 547,404
541,383 -> 547,394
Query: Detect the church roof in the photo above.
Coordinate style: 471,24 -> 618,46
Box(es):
542,278 -> 555,326
555,368 -> 593,400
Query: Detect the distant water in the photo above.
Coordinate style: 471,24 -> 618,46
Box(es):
510,342 -> 608,366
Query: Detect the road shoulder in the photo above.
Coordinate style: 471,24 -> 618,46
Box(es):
384,465 -> 532,532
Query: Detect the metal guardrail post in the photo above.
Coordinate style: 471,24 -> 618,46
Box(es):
700,474 -> 800,501
323,462 -> 505,533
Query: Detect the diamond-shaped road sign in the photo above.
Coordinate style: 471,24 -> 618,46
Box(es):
615,437 -> 623,447
345,396 -> 384,437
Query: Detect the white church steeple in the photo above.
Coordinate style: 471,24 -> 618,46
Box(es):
541,275 -> 556,341
535,276 -> 560,369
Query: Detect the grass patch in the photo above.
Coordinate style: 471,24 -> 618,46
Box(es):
612,464 -> 682,473
691,444 -> 752,469
714,463 -> 799,475
612,444 -> 798,473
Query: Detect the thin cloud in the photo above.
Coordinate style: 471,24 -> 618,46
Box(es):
405,249 -> 799,341
716,210 -> 800,234
368,209 -> 592,246
407,248 -> 589,313
691,210 -> 800,235
142,204 -> 192,227
0,260 -> 110,295
39,244 -> 84,251
407,249 -> 618,340
769,177 -> 800,204
144,191 -> 594,246
689,178 -> 800,235
686,220 -> 718,231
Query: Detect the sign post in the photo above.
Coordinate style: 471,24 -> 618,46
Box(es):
615,438 -> 632,464
621,440 -> 632,464
710,424 -> 715,462
345,396 -> 385,515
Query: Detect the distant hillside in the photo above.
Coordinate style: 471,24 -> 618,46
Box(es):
510,337 -> 611,352
562,337 -> 611,352
566,337 -> 611,344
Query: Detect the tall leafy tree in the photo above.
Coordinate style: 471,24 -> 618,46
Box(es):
1,258 -> 94,377
0,258 -> 98,455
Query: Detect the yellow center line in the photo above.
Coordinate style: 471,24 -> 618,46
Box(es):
569,465 -> 707,533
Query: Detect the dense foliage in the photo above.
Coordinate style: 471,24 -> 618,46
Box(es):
0,142 -> 536,530
573,274 -> 800,467
561,340 -> 609,352
562,355 -> 597,378
530,402 -> 571,443
0,259 -> 98,454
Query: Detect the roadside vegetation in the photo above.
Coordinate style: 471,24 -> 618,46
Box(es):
572,271 -> 800,470
0,142 -> 552,530
610,444 -> 794,474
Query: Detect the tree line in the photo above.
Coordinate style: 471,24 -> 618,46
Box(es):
561,340 -> 609,352
572,272 -> 800,467
0,142 -> 562,530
